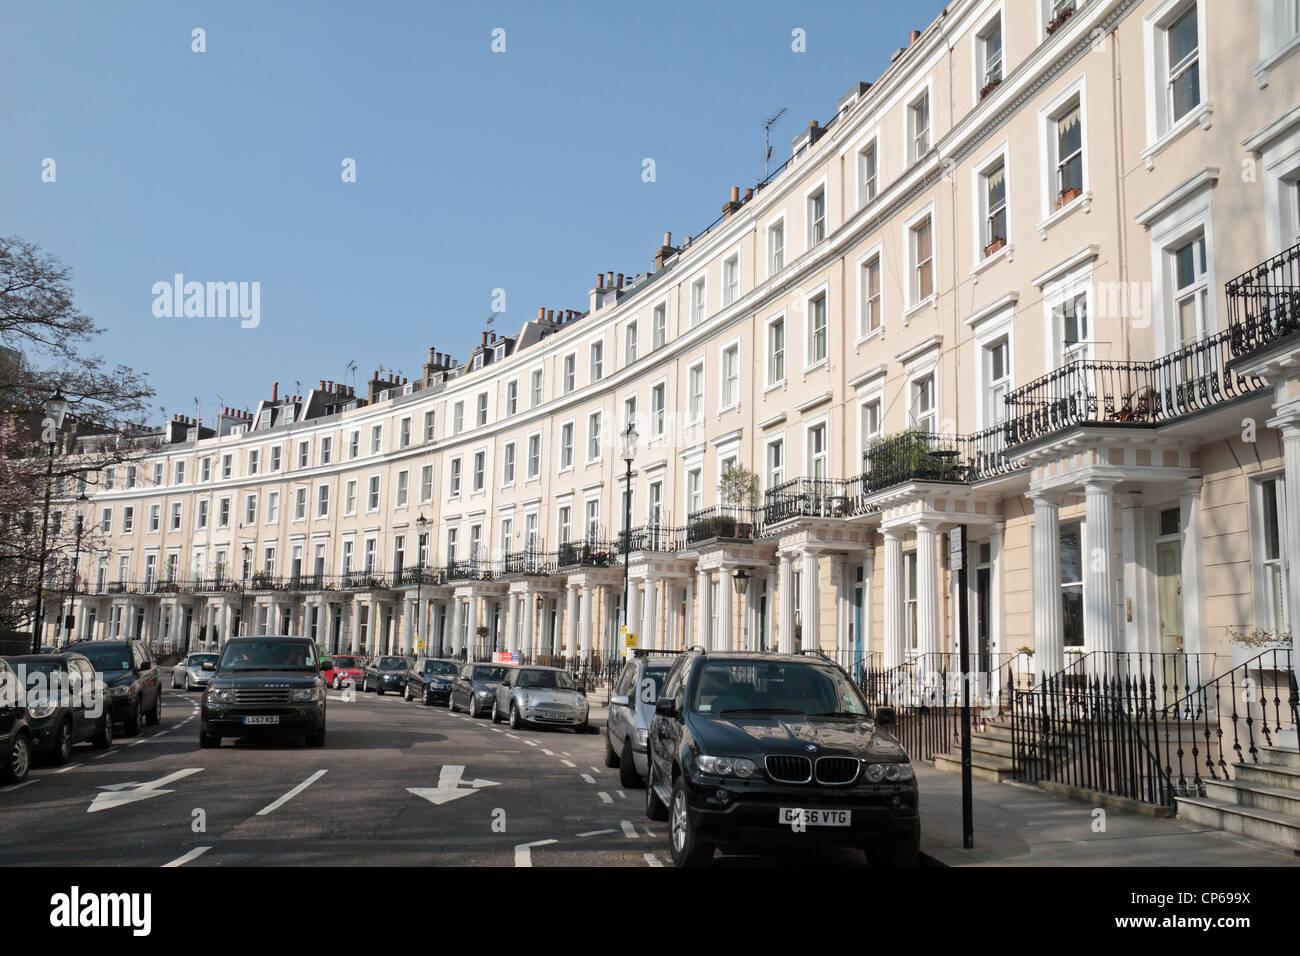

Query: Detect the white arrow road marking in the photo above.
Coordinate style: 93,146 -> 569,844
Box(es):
257,769 -> 327,816
644,853 -> 664,867
621,820 -> 637,838
1,779 -> 39,793
514,839 -> 557,867
407,765 -> 501,806
577,829 -> 617,838
163,846 -> 211,867
88,768 -> 203,813
580,773 -> 595,784
597,791 -> 612,804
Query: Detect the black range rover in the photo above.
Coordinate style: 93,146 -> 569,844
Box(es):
200,637 -> 326,748
645,650 -> 919,867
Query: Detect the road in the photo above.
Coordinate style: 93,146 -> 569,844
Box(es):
0,679 -> 868,867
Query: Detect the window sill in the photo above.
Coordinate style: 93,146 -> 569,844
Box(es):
801,359 -> 828,381
1140,102 -> 1213,170
902,296 -> 937,325
1255,33 -> 1300,88
970,241 -> 1014,282
1035,191 -> 1092,240
854,327 -> 884,350
762,380 -> 787,396
717,402 -> 739,417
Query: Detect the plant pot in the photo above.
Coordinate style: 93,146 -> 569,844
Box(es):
1054,186 -> 1082,209
983,237 -> 1006,257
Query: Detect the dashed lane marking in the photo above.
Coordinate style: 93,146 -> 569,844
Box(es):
542,749 -> 554,756
1,779 -> 39,792
590,766 -> 603,774
577,829 -> 616,838
580,773 -> 595,784
616,790 -> 627,799
644,853 -> 664,867
560,759 -> 576,768
55,763 -> 83,774
163,846 -> 211,867
621,820 -> 637,838
597,792 -> 612,804
257,769 -> 327,816
93,749 -> 118,760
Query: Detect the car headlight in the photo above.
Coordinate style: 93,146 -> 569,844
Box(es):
291,687 -> 321,702
635,727 -> 649,747
478,689 -> 491,698
207,687 -> 236,705
864,762 -> 913,783
109,685 -> 131,698
696,755 -> 757,778
28,696 -> 56,719
521,692 -> 533,706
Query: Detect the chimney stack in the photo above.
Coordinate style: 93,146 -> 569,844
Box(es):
654,231 -> 678,271
596,273 -> 604,289
722,185 -> 743,219
616,273 -> 624,290
909,28 -> 920,45
272,382 -> 278,402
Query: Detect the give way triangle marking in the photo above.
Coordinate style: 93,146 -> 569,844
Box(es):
408,765 -> 500,805
88,768 -> 204,813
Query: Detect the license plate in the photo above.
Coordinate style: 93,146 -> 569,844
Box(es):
779,808 -> 851,827
243,715 -> 279,725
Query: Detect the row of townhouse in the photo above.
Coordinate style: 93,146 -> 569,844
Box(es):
35,0 -> 1300,689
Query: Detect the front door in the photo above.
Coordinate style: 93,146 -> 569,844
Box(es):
976,566 -> 992,677
1156,540 -> 1184,700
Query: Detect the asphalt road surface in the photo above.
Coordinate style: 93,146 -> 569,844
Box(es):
0,678 -> 867,867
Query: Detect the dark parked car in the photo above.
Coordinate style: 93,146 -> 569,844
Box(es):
404,658 -> 459,705
0,659 -> 33,784
64,639 -> 162,737
606,651 -> 680,786
645,650 -> 919,867
362,656 -> 409,695
449,663 -> 508,717
2,653 -> 112,763
199,636 -> 326,748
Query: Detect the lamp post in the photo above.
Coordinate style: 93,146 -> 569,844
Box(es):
31,389 -> 69,654
620,422 -> 639,666
415,513 -> 428,658
732,568 -> 750,650
63,510 -> 86,647
240,544 -> 252,636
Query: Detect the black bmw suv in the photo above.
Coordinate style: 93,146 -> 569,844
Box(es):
64,639 -> 161,737
200,637 -> 326,748
645,650 -> 919,867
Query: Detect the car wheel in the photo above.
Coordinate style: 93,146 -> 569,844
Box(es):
491,699 -> 503,723
2,731 -> 31,783
423,687 -> 432,706
199,732 -> 220,749
573,718 -> 589,734
448,691 -> 458,713
332,674 -> 341,690
171,672 -> 179,689
644,761 -> 668,821
122,702 -> 140,737
404,684 -> 413,702
145,693 -> 162,726
619,738 -> 642,788
92,713 -> 113,749
604,732 -> 619,768
669,777 -> 714,867
50,719 -> 73,765
306,726 -> 326,747
509,703 -> 523,730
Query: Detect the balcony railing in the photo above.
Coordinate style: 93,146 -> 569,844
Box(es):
443,558 -> 497,582
1004,330 -> 1267,448
763,477 -> 866,526
556,538 -> 618,569
1226,240 -> 1300,358
686,505 -> 763,545
859,425 -> 1022,495
624,523 -> 686,554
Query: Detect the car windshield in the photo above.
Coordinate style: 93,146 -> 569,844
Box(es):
471,666 -> 508,682
75,645 -> 133,672
689,661 -> 869,717
515,669 -> 575,690
425,660 -> 458,675
640,666 -> 670,703
378,657 -> 407,670
189,654 -> 218,667
219,641 -> 317,671
334,657 -> 361,667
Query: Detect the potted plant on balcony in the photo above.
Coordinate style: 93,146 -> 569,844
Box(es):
1046,3 -> 1075,34
978,76 -> 1002,101
1054,185 -> 1083,209
982,235 -> 1007,258
251,570 -> 270,589
719,464 -> 760,537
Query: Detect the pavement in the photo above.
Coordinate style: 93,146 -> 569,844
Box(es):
915,764 -> 1300,867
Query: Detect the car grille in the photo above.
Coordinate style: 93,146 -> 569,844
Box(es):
765,755 -> 813,784
815,757 -> 860,785
233,688 -> 291,705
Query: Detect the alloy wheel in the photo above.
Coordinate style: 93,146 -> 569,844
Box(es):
672,791 -> 688,853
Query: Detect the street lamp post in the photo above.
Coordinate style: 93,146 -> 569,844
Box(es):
620,422 -> 639,670
415,513 -> 428,658
63,511 -> 85,647
732,568 -> 749,650
240,544 -> 252,637
31,389 -> 69,654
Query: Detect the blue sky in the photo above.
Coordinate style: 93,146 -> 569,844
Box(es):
1,0 -> 928,421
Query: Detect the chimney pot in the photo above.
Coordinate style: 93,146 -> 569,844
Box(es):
597,273 -> 604,289
481,331 -> 488,346
427,348 -> 434,363
663,231 -> 672,246
606,271 -> 614,287
730,186 -> 740,202
272,382 -> 278,402
744,187 -> 753,201
616,273 -> 624,289
548,310 -> 555,322
537,307 -> 545,320
910,28 -> 920,44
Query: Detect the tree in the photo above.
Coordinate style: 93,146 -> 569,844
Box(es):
719,463 -> 761,511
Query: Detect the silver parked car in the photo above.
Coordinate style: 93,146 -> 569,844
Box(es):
604,652 -> 679,786
171,653 -> 220,691
491,665 -> 589,732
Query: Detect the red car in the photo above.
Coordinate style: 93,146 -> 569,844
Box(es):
322,654 -> 365,689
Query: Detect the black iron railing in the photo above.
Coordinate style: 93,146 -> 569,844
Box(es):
1004,331 -> 1267,448
686,505 -> 763,545
1009,650 -> 1231,807
763,477 -> 866,526
556,538 -> 618,569
1226,240 -> 1300,357
501,547 -> 556,576
444,559 -> 496,582
624,524 -> 686,554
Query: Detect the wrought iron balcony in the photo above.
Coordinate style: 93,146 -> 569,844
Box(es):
443,558 -> 497,582
556,538 -> 617,569
624,524 -> 686,554
763,477 -> 865,527
685,505 -> 763,545
1226,241 -> 1300,359
1004,329 -> 1267,448
859,425 -> 1021,495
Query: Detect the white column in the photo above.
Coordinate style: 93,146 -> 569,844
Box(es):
349,601 -> 361,653
1278,422 -> 1300,686
503,594 -> 516,654
402,600 -> 413,654
883,529 -> 903,669
765,569 -> 777,651
915,522 -> 940,659
641,575 -> 657,652
862,545 -> 874,668
1179,478 -> 1206,658
717,567 -> 733,650
1084,479 -> 1120,657
990,522 -> 1004,662
1119,496 -> 1146,655
778,552 -> 796,654
1030,492 -> 1064,679
450,596 -> 463,656
684,576 -> 695,647
566,584 -> 580,664
831,554 -> 847,665
745,574 -> 759,651
695,567 -> 711,650
579,585 -> 593,664
800,550 -> 819,651
521,590 -> 533,655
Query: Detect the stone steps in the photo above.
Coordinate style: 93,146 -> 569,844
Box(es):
1175,795 -> 1300,850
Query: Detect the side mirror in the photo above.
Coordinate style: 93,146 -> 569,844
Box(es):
654,697 -> 679,720
875,706 -> 896,727
609,694 -> 630,708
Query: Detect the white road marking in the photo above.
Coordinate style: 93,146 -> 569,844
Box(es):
93,749 -> 118,760
621,820 -> 638,838
1,779 -> 39,792
256,769 -> 327,816
490,728 -> 504,733
577,829 -> 616,838
590,766 -> 603,774
616,790 -> 627,799
55,763 -> 83,774
408,765 -> 501,805
597,791 -> 612,804
151,731 -> 169,738
162,846 -> 211,867
561,751 -> 571,757
642,826 -> 657,838
561,759 -> 576,768
88,768 -> 203,813
505,733 -> 519,739
542,749 -> 554,756
514,839 -> 557,867
644,853 -> 664,867
524,740 -> 538,747
580,773 -> 595,784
